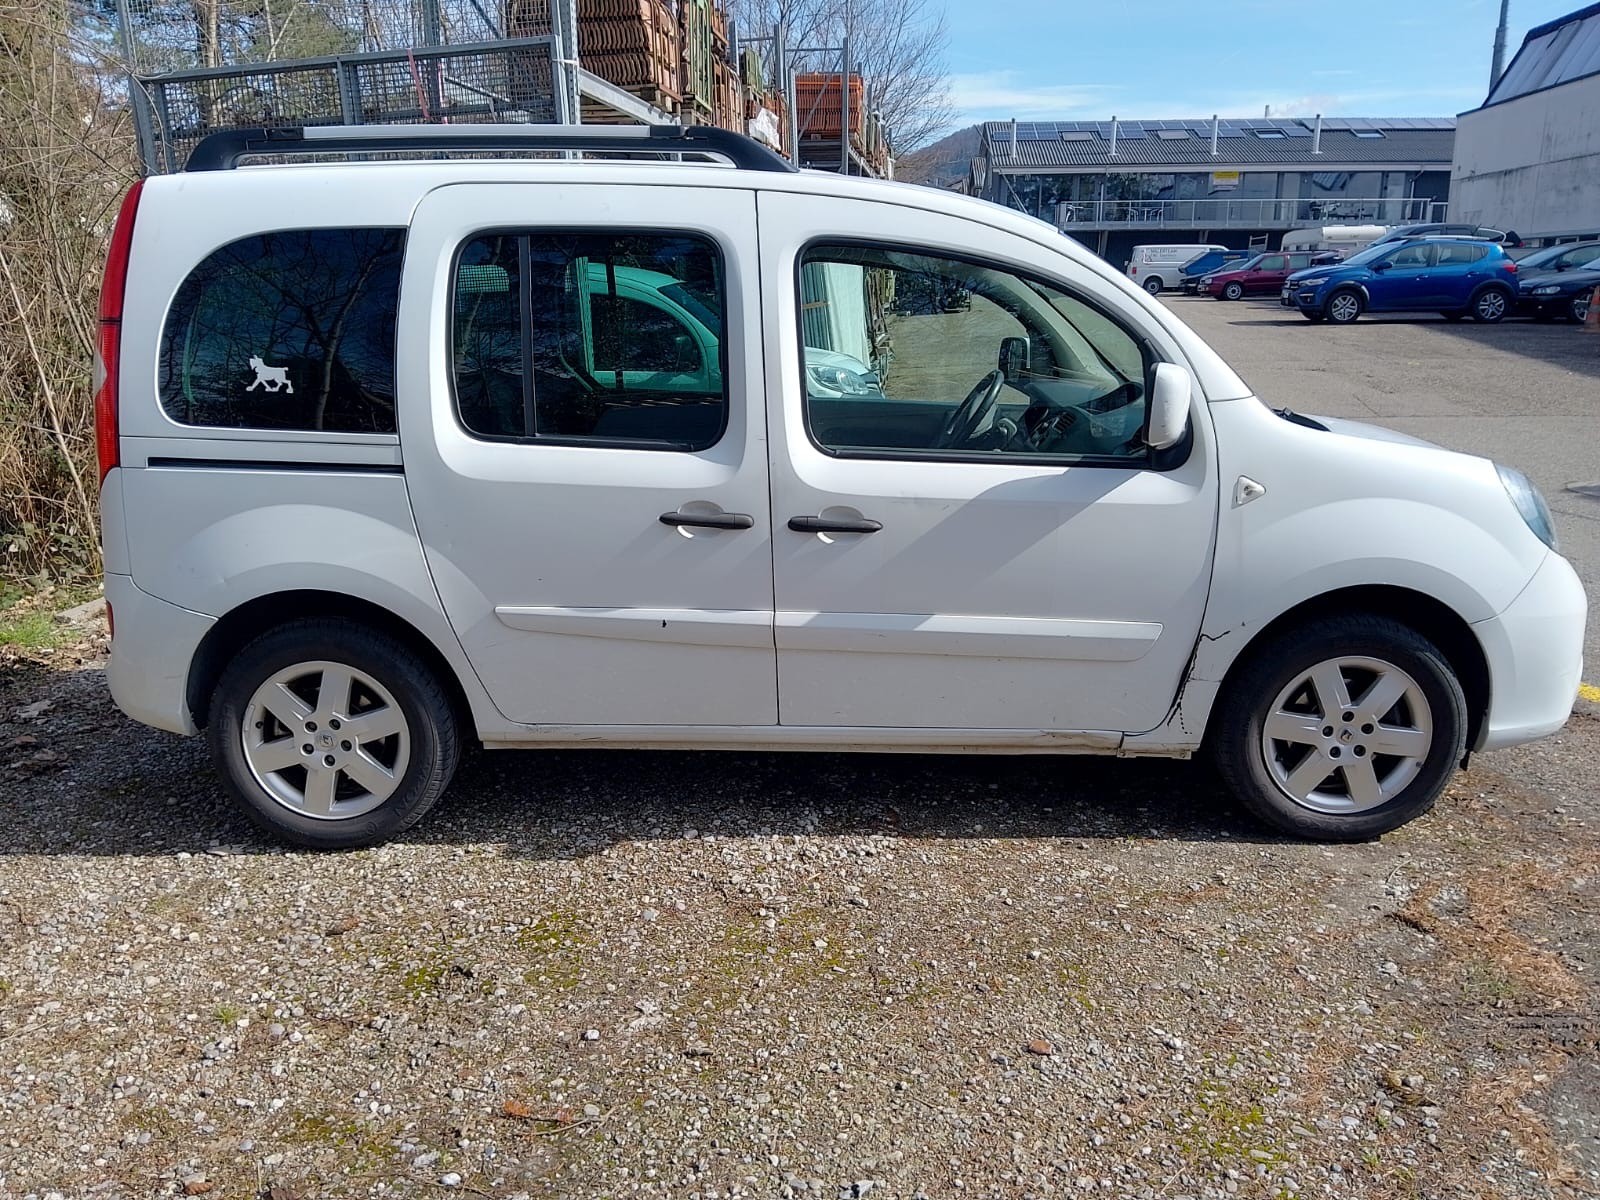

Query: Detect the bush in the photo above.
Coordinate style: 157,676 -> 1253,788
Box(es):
0,2 -> 136,583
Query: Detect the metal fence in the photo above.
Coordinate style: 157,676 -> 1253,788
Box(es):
1051,196 -> 1450,230
132,37 -> 563,171
117,0 -> 572,173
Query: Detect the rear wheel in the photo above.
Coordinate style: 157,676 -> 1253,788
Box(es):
1471,286 -> 1511,323
208,619 -> 461,849
1222,281 -> 1245,301
1325,289 -> 1363,324
1212,615 -> 1467,840
1143,276 -> 1164,295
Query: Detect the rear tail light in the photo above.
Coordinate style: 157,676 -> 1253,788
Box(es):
1504,259 -> 1518,274
1130,265 -> 1137,275
95,179 -> 144,484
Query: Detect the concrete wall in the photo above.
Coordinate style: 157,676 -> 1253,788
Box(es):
1451,73 -> 1600,239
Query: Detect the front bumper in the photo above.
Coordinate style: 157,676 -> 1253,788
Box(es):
105,572 -> 214,736
1472,551 -> 1587,751
1282,283 -> 1328,309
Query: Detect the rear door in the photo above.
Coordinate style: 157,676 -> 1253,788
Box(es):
400,182 -> 776,726
1430,242 -> 1490,305
758,191 -> 1219,734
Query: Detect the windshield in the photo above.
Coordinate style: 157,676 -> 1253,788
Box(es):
1342,243 -> 1395,266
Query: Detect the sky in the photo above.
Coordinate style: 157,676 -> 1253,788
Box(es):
944,0 -> 1580,127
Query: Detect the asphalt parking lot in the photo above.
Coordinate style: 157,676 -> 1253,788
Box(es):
1,304 -> 1597,1200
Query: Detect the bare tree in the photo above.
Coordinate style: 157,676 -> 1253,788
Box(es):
0,1 -> 137,580
731,0 -> 955,151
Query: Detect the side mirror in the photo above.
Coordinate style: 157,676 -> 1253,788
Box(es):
998,336 -> 1030,381
1147,363 -> 1192,451
1371,259 -> 1392,272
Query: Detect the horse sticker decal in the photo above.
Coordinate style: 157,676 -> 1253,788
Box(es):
247,356 -> 294,394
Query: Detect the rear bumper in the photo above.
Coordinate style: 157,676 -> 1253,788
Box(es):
1473,551 -> 1587,751
105,572 -> 213,736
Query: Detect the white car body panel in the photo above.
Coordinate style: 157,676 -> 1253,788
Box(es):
758,189 -> 1219,732
99,157 -> 1585,769
399,182 -> 777,726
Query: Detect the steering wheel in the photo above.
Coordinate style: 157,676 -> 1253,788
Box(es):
936,369 -> 1005,449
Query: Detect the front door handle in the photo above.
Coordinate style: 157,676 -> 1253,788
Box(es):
659,511 -> 754,531
788,515 -> 883,534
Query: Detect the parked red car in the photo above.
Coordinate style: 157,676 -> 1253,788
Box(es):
1204,251 -> 1330,300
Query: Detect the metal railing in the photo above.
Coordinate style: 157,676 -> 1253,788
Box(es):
1049,196 -> 1449,230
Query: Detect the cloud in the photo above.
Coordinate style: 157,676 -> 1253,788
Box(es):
952,71 -> 1482,125
949,72 -> 1119,120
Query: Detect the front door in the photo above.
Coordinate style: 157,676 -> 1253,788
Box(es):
1370,242 -> 1437,310
1249,254 -> 1289,293
758,192 -> 1219,733
400,183 -> 776,725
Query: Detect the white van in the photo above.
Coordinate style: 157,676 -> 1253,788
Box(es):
1125,244 -> 1227,294
96,124 -> 1585,849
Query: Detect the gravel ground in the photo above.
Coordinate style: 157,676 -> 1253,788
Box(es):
2,608 -> 1597,1200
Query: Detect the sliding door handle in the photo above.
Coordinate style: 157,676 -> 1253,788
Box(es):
788,515 -> 883,534
659,511 -> 754,531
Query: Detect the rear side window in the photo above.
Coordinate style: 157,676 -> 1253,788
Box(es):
160,229 -> 405,433
1436,243 -> 1488,265
451,231 -> 727,451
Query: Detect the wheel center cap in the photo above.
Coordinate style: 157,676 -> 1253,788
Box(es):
1339,729 -> 1354,744
320,733 -> 334,748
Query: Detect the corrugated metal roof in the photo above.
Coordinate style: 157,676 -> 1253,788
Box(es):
1484,2 -> 1600,106
981,125 -> 1455,170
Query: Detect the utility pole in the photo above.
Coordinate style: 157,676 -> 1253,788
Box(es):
1490,0 -> 1510,90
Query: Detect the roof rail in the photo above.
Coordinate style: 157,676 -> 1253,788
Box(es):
184,123 -> 800,174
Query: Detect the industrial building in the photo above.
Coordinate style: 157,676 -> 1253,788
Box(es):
1451,2 -> 1600,242
972,116 -> 1455,265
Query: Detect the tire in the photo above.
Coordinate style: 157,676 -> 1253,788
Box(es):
1324,288 -> 1364,324
1212,615 -> 1468,841
1143,276 -> 1164,295
1572,292 -> 1593,324
207,618 -> 461,849
1222,281 -> 1244,301
1471,286 -> 1511,323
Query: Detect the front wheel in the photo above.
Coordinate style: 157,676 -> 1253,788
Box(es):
1212,615 -> 1467,840
1471,287 -> 1511,323
1222,281 -> 1245,301
1572,292 -> 1593,324
1325,289 -> 1363,324
207,618 -> 461,849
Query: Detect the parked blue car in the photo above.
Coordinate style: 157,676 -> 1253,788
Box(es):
1180,248 -> 1255,293
1282,238 -> 1520,324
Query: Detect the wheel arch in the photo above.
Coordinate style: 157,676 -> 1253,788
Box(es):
1203,584 -> 1490,752
186,590 -> 477,735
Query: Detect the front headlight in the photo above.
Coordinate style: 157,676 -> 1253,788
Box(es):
806,363 -> 874,396
1497,464 -> 1559,551
1530,285 -> 1561,296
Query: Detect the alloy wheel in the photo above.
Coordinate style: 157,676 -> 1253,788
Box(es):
1328,292 -> 1361,322
241,660 -> 411,820
1574,293 -> 1592,323
1260,656 -> 1433,815
1475,289 -> 1508,321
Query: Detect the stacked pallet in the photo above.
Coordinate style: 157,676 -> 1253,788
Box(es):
679,0 -> 716,114
577,0 -> 682,112
794,72 -> 866,139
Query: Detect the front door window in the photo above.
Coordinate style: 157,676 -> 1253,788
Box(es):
798,244 -> 1152,465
